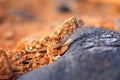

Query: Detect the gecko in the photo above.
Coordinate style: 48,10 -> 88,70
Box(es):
17,16 -> 84,62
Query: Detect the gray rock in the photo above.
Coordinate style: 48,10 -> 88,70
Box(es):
18,27 -> 120,80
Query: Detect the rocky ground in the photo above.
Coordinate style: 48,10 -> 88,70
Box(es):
18,27 -> 120,80
1,0 -> 120,80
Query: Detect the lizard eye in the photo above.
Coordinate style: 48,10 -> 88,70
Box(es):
71,18 -> 77,24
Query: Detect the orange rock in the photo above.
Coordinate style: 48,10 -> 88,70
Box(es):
0,49 -> 14,79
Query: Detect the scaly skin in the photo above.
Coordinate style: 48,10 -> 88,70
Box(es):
0,16 -> 84,79
18,16 -> 84,62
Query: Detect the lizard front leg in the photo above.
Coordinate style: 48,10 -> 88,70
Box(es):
47,43 -> 69,63
47,43 -> 56,63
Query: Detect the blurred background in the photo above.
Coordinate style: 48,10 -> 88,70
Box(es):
0,0 -> 120,51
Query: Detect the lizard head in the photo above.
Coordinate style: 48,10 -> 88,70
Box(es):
69,16 -> 84,28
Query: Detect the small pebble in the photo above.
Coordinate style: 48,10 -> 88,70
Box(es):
58,5 -> 71,13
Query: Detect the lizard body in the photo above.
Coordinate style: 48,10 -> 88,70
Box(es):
17,16 -> 84,62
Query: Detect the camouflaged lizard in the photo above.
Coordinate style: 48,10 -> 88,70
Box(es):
17,16 -> 84,62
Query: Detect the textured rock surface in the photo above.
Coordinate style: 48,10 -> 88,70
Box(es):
18,27 -> 120,80
0,49 -> 14,79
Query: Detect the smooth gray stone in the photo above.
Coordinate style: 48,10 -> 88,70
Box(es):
18,27 -> 120,80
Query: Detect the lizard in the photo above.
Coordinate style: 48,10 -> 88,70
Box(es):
0,16 -> 84,79
16,16 -> 84,62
